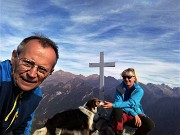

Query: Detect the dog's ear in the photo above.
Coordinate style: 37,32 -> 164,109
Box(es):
95,99 -> 101,106
95,101 -> 99,106
85,98 -> 97,110
92,98 -> 101,107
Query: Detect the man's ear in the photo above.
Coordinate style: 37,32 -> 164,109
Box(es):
50,68 -> 54,75
11,50 -> 17,64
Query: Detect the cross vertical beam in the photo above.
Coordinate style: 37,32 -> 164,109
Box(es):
89,52 -> 115,100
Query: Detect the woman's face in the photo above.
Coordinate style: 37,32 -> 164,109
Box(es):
122,71 -> 136,88
11,39 -> 57,91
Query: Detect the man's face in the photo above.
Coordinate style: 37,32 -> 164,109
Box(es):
11,39 -> 57,91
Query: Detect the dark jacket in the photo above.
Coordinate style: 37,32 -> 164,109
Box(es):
0,60 -> 42,135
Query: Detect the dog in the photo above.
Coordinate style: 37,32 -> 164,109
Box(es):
33,98 -> 104,135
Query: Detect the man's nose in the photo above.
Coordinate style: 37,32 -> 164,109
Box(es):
27,66 -> 38,77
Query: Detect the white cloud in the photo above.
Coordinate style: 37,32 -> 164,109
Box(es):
0,0 -> 179,87
70,15 -> 103,24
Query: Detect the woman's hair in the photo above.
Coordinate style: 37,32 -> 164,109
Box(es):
16,34 -> 59,64
121,68 -> 138,82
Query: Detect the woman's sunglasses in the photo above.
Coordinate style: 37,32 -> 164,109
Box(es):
122,76 -> 135,80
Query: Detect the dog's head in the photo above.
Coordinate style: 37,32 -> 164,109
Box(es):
84,98 -> 104,113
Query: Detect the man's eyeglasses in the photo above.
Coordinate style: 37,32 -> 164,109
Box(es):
122,76 -> 135,80
17,55 -> 49,77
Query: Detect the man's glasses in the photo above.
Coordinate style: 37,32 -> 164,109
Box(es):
122,76 -> 135,80
17,55 -> 49,77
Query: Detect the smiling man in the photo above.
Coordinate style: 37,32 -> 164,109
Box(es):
0,35 -> 59,135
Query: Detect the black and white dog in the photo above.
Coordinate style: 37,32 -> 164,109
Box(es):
33,98 -> 104,135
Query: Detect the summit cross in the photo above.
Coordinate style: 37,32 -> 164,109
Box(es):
89,52 -> 115,100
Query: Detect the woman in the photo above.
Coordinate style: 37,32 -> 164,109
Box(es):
103,68 -> 155,135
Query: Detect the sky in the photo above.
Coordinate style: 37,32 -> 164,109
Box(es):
0,0 -> 179,88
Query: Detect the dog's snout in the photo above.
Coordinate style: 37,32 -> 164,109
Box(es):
96,100 -> 104,106
99,101 -> 105,106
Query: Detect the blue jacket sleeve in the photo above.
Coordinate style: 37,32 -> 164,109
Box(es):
112,84 -> 144,116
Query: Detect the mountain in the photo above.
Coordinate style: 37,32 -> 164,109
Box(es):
145,97 -> 180,135
32,70 -> 180,135
146,83 -> 179,98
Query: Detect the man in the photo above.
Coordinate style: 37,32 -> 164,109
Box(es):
0,35 -> 59,134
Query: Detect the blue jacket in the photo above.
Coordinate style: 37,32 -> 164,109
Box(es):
0,60 -> 42,135
112,82 -> 144,116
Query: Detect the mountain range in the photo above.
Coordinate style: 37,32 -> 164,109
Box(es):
32,70 -> 180,135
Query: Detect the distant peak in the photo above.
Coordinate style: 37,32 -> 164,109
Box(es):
86,74 -> 99,79
76,74 -> 86,79
55,70 -> 75,76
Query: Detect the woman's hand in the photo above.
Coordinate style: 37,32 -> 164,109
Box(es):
102,101 -> 113,108
135,115 -> 142,127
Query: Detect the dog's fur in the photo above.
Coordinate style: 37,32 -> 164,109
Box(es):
33,98 -> 104,135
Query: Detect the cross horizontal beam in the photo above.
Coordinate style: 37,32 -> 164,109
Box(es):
89,62 -> 115,67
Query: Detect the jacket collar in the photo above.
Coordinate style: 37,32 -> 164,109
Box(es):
117,82 -> 137,94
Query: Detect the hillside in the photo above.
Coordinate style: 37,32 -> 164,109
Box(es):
32,70 -> 180,135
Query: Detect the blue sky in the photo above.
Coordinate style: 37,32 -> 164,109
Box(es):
0,0 -> 179,87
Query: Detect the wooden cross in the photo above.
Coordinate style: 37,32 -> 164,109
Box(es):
89,52 -> 115,100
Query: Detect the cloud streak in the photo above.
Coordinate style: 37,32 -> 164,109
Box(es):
0,0 -> 179,87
